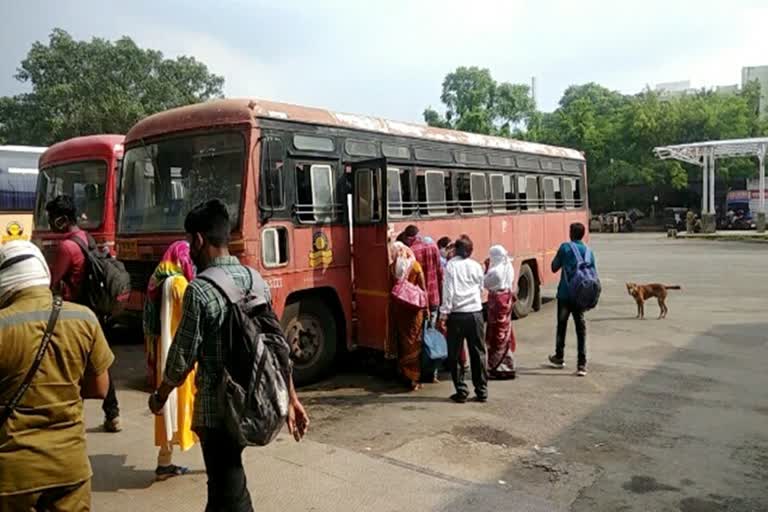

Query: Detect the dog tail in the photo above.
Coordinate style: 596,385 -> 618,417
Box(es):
665,285 -> 682,290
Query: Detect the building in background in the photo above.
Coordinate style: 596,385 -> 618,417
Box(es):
741,66 -> 768,118
651,66 -> 767,118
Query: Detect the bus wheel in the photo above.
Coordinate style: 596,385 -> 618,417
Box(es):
513,264 -> 535,319
282,298 -> 337,386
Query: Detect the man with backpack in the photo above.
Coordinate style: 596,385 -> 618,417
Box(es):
148,199 -> 309,512
548,222 -> 600,377
46,195 -> 123,432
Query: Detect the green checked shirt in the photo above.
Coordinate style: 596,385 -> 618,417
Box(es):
163,256 -> 253,430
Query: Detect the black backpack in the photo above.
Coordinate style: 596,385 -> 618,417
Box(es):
199,266 -> 292,447
69,233 -> 131,318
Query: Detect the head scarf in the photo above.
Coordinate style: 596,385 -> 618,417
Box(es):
0,240 -> 51,306
484,245 -> 514,292
143,241 -> 195,336
391,241 -> 416,281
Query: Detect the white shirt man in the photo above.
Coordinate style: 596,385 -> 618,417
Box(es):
438,236 -> 488,404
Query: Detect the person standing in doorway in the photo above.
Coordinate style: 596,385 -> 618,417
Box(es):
439,235 -> 487,403
148,199 -> 309,511
548,222 -> 595,377
46,194 -> 121,432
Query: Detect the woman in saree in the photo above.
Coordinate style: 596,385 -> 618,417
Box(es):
390,241 -> 427,391
143,241 -> 197,481
483,245 -> 517,380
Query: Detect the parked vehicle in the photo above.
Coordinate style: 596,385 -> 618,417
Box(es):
115,99 -> 589,384
0,145 -> 46,245
32,135 -> 124,261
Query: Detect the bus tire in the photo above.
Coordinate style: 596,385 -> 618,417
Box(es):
513,264 -> 535,319
532,277 -> 542,312
281,297 -> 337,386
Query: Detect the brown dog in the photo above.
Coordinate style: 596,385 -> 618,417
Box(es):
626,283 -> 681,319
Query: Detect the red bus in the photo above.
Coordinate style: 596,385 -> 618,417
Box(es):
32,135 -> 124,262
116,99 -> 587,384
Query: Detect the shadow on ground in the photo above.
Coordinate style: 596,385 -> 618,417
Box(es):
435,322 -> 768,512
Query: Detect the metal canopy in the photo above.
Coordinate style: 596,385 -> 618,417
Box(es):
654,137 -> 768,164
653,137 -> 767,229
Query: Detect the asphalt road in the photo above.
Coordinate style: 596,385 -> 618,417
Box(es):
94,233 -> 768,511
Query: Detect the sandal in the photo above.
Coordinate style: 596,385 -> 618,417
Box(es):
155,464 -> 189,481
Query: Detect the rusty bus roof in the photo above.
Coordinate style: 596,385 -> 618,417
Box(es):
40,134 -> 125,168
126,99 -> 584,161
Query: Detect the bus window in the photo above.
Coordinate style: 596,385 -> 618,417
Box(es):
294,134 -> 334,152
296,163 -> 337,223
444,173 -> 456,214
262,226 -> 289,267
457,173 -> 472,214
573,178 -> 583,207
259,137 -> 285,210
354,168 -> 382,223
518,176 -> 540,211
542,176 -> 562,210
490,174 -> 504,212
470,173 -> 488,214
563,177 -> 578,208
426,170 -> 447,216
491,174 -> 516,212
416,170 -> 448,216
35,161 -> 107,229
387,167 -> 413,217
526,176 -> 540,210
382,143 -> 410,160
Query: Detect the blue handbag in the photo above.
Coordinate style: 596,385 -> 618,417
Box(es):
422,319 -> 448,363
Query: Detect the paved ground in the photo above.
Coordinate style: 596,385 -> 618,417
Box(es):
90,233 -> 768,511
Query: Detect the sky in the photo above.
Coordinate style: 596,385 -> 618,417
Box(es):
1,0 -> 767,123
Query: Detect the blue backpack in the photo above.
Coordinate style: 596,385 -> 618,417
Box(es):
566,242 -> 601,310
421,319 -> 448,374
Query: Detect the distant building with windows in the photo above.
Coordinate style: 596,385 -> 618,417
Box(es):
651,65 -> 768,118
742,66 -> 768,117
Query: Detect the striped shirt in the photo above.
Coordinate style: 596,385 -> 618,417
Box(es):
163,256 -> 254,430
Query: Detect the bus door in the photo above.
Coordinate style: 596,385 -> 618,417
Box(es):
351,158 -> 390,353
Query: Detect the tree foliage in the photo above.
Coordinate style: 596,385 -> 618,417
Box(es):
423,66 -> 535,135
0,29 -> 224,145
426,68 -> 768,212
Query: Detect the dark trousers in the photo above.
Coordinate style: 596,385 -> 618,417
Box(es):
555,299 -> 587,366
102,369 -> 120,420
199,428 -> 253,512
446,311 -> 488,398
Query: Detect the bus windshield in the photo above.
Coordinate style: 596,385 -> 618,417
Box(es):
119,132 -> 245,233
34,160 -> 107,229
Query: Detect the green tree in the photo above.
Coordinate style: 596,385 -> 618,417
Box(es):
423,66 -> 535,135
0,29 -> 224,145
